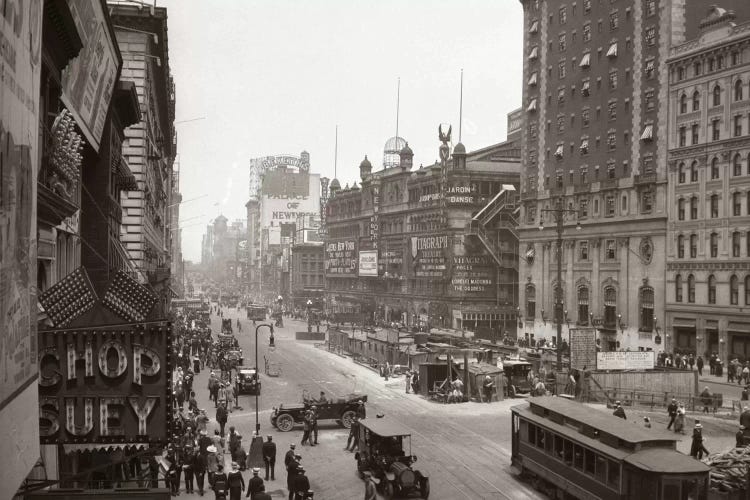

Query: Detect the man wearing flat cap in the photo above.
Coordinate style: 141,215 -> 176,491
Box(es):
246,467 -> 264,499
262,435 -> 277,481
737,425 -> 746,448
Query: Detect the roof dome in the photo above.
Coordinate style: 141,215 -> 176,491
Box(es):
400,142 -> 413,156
360,155 -> 372,169
383,136 -> 407,168
330,178 -> 341,191
453,142 -> 466,154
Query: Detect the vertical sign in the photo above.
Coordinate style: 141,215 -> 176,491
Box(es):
569,328 -> 597,371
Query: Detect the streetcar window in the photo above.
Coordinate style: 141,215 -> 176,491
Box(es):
537,429 -> 546,449
554,435 -> 564,460
573,444 -> 584,470
584,448 -> 596,475
607,460 -> 620,488
545,432 -> 554,454
563,440 -> 573,465
595,455 -> 607,482
528,423 -> 537,445
663,480 -> 679,500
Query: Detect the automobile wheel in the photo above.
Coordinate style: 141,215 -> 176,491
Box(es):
276,413 -> 295,432
341,410 -> 356,428
382,481 -> 394,500
421,477 -> 430,499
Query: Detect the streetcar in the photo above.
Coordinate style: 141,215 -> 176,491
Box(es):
511,396 -> 709,499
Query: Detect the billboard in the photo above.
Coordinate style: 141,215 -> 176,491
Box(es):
325,239 -> 357,276
570,328 -> 598,371
358,250 -> 378,277
60,0 -> 119,152
261,173 -> 320,229
38,323 -> 172,445
597,351 -> 655,371
449,237 -> 495,298
409,235 -> 449,278
1,0 -> 42,495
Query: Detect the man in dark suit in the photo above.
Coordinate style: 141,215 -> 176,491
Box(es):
262,435 -> 277,480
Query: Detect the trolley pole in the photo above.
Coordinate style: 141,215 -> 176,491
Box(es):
254,323 -> 273,434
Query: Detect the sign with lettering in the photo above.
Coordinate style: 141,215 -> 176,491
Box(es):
37,323 -> 172,444
261,173 -> 320,228
325,240 -> 357,276
410,235 -> 448,278
445,185 -> 477,205
570,328 -> 597,371
358,250 -> 378,277
597,351 -> 655,371
450,255 -> 495,297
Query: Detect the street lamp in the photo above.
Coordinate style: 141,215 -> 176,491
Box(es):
539,196 -> 581,370
254,323 -> 274,434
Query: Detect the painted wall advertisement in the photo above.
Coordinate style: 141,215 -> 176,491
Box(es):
410,235 -> 448,278
450,255 -> 495,297
261,173 -> 320,228
570,328 -> 598,371
597,351 -> 655,371
60,0 -> 118,152
0,0 -> 42,494
38,324 -> 171,445
358,250 -> 378,277
325,239 -> 357,276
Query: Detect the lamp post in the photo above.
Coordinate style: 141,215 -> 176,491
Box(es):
254,323 -> 273,434
539,196 -> 581,371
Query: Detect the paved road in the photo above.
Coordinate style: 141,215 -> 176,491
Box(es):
175,304 -> 544,500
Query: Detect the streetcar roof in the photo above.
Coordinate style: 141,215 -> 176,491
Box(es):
359,418 -> 412,438
624,448 -> 709,474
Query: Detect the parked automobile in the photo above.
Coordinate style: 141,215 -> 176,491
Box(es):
236,368 -> 260,395
270,392 -> 367,432
502,359 -> 532,398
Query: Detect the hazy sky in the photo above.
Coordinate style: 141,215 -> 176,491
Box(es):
161,0 -> 523,261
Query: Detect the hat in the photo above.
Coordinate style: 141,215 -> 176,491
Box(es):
294,454 -> 301,459
311,405 -> 317,409
741,425 -> 746,430
217,463 -> 224,470
290,444 -> 296,449
615,401 -> 621,405
297,466 -> 305,472
695,423 -> 703,428
643,417 -> 650,422
207,445 -> 217,453
358,400 -> 364,405
252,467 -> 260,474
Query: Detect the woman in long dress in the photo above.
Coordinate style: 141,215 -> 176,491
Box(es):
674,403 -> 686,434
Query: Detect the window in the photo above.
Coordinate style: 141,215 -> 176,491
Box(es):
678,198 -> 685,220
709,58 -> 715,71
607,131 -> 616,150
710,232 -> 719,257
734,192 -> 742,216
690,234 -> 697,258
678,127 -> 686,147
708,275 -> 717,304
735,116 -> 743,137
559,6 -> 567,24
746,276 -> 750,305
734,154 -> 742,176
640,287 -> 654,331
609,70 -> 618,89
713,85 -> 721,106
711,158 -> 720,179
583,23 -> 591,42
677,67 -> 686,80
610,12 -> 619,31
604,287 -> 617,327
526,284 -> 536,318
693,91 -> 700,111
605,239 -> 616,260
559,34 -> 566,52
694,62 -> 702,77
644,59 -> 655,79
690,196 -> 698,219
691,162 -> 698,182
579,241 -> 589,260
580,138 -> 589,154
692,124 -> 699,145
688,274 -> 696,303
677,235 -> 685,258
735,80 -> 744,101
733,232 -> 741,257
582,108 -> 590,126
606,194 -> 615,216
678,163 -> 686,183
712,119 -> 720,141
558,115 -> 566,133
731,275 -> 739,305
584,0 -> 591,14
710,194 -> 719,218
608,101 -> 617,120
733,52 -> 741,65
580,197 -> 589,216
646,0 -> 656,16
642,190 -> 653,213
559,87 -> 566,105
680,94 -> 687,114
642,155 -> 654,174
645,89 -> 655,110
675,274 -> 683,302
607,42 -> 617,58
645,26 -> 656,46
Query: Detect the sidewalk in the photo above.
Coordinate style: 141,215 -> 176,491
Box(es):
699,373 -> 749,388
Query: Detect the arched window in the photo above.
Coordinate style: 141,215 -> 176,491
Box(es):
746,276 -> 750,305
710,194 -> 719,218
713,85 -> 722,106
677,235 -> 685,258
691,161 -> 698,182
734,154 -> 743,176
678,163 -> 686,183
711,157 -> 720,179
525,284 -> 536,318
735,79 -> 744,101
577,286 -> 589,325
675,274 -> 683,302
690,234 -> 698,258
680,93 -> 687,113
604,286 -> 617,327
688,274 -> 696,303
710,232 -> 719,257
678,198 -> 685,220
690,196 -> 698,219
708,275 -> 717,304
640,287 -> 654,331
692,90 -> 700,111
730,275 -> 739,305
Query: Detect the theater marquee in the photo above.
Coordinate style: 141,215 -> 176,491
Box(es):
37,323 -> 172,445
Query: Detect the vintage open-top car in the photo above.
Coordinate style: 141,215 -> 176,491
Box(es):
355,418 -> 429,499
270,392 -> 367,432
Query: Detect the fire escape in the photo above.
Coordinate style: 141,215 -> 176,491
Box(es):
466,185 -> 519,271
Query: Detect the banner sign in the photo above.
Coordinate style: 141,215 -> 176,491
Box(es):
325,239 -> 357,276
410,235 -> 448,278
570,328 -> 597,371
38,323 -> 172,444
261,174 -> 320,227
358,250 -> 378,277
450,255 -> 494,297
597,351 -> 655,371
60,0 -> 119,152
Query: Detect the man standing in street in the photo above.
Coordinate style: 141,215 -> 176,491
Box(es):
245,468 -> 264,499
696,356 -> 704,377
667,398 -> 678,430
405,370 -> 411,393
286,454 -> 301,500
301,409 -> 311,446
216,403 -> 229,437
292,466 -> 310,500
310,406 -> 319,446
356,400 -> 366,420
483,375 -> 495,403
262,435 -> 276,481
363,470 -> 378,500
345,416 -> 359,452
284,444 -> 296,469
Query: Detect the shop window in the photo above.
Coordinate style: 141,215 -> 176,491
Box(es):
608,461 -> 620,488
574,444 -> 584,470
585,448 -> 596,475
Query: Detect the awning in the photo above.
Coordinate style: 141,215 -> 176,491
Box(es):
529,20 -> 539,34
579,53 -> 590,68
528,72 -> 538,86
529,46 -> 539,60
580,139 -> 589,152
640,124 -> 654,141
63,443 -> 150,454
607,42 -> 618,58
554,145 -> 564,158
527,98 -> 537,112
581,80 -> 590,95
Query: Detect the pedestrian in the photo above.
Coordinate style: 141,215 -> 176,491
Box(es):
235,439 -> 247,471
482,375 -> 495,403
310,406 -> 319,446
411,371 -> 420,394
675,403 -> 686,434
737,426 -> 746,448
262,435 -> 276,481
345,416 -> 359,452
292,466 -> 310,500
209,372 -> 220,407
742,386 -> 749,401
284,444 -> 296,468
700,386 -> 712,414
212,428 -> 226,458
667,398 -> 678,430
356,400 -> 366,420
405,370 -> 411,393
194,447 -> 208,496
166,457 -> 181,496
286,454 -> 301,500
189,391 -> 199,413
696,356 -> 704,376
217,403 -> 229,437
613,401 -> 626,419
743,364 -> 750,385
207,445 -> 220,487
245,468 -> 264,499
301,410 -> 311,446
690,423 -> 709,459
227,462 -> 245,500
643,416 -> 651,428
363,470 -> 378,500
212,463 -> 228,500
183,447 -> 196,494
228,426 -> 242,459
198,428 -> 212,454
